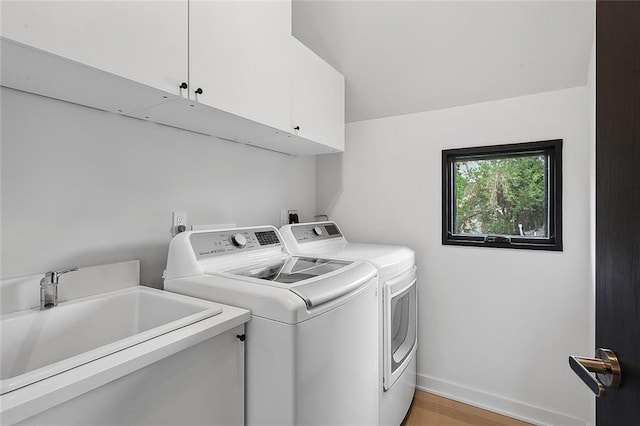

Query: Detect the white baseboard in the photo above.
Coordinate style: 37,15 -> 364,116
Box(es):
417,374 -> 587,426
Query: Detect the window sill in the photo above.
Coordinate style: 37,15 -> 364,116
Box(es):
443,237 -> 563,252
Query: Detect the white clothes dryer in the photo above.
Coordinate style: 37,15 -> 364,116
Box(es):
280,221 -> 417,426
164,226 -> 379,426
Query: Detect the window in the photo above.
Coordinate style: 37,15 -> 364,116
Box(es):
442,139 -> 562,251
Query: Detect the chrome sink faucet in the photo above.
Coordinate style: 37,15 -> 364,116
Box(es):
40,268 -> 78,309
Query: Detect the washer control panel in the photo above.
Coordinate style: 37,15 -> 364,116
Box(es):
190,227 -> 282,260
290,222 -> 343,243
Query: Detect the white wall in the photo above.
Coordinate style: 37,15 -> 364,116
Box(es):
319,87 -> 594,425
1,88 -> 316,287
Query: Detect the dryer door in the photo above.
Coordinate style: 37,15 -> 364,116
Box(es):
383,266 -> 417,391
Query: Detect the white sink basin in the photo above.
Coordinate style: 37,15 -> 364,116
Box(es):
0,286 -> 222,394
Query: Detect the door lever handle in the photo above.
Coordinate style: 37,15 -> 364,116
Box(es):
568,348 -> 621,397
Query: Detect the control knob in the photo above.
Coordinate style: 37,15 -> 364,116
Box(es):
313,226 -> 323,236
231,233 -> 247,248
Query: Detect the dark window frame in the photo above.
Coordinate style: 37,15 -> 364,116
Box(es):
442,139 -> 563,251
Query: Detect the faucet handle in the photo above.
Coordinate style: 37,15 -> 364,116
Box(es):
55,267 -> 79,278
41,267 -> 78,285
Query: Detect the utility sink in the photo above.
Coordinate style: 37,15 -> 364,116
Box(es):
0,286 -> 222,394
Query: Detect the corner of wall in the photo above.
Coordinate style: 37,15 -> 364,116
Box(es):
315,153 -> 343,217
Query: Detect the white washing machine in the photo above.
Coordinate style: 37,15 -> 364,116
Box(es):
280,221 -> 417,426
163,226 -> 379,426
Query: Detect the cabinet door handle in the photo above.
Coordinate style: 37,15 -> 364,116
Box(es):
293,125 -> 300,131
195,88 -> 203,95
179,82 -> 188,89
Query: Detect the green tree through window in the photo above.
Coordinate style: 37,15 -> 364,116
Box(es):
455,155 -> 547,237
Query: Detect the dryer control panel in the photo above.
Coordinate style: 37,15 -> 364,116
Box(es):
190,227 -> 283,260
290,222 -> 343,243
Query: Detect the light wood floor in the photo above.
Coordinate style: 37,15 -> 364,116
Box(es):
401,391 -> 533,426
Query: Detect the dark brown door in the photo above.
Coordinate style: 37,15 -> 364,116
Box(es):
596,1 -> 640,424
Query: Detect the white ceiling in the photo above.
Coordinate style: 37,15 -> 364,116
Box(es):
292,0 -> 595,123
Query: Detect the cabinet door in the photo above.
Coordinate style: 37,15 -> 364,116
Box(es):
0,1 -> 187,96
189,0 -> 291,132
292,37 -> 345,151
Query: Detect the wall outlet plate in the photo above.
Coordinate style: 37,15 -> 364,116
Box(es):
281,210 -> 300,226
287,209 -> 299,224
172,211 -> 187,236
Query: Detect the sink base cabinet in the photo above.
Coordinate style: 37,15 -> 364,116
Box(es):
15,325 -> 245,426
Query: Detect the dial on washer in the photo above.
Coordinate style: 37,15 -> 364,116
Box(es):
231,233 -> 247,248
313,226 -> 323,236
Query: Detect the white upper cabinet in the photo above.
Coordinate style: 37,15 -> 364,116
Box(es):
0,1 -> 188,98
1,1 -> 344,155
292,37 -> 345,152
189,0 -> 292,133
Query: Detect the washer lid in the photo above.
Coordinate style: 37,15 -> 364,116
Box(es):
224,256 -> 370,307
328,244 -> 415,276
224,256 -> 352,284
289,263 -> 375,307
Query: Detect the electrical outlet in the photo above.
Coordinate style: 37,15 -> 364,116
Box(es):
287,209 -> 299,224
172,211 -> 187,236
